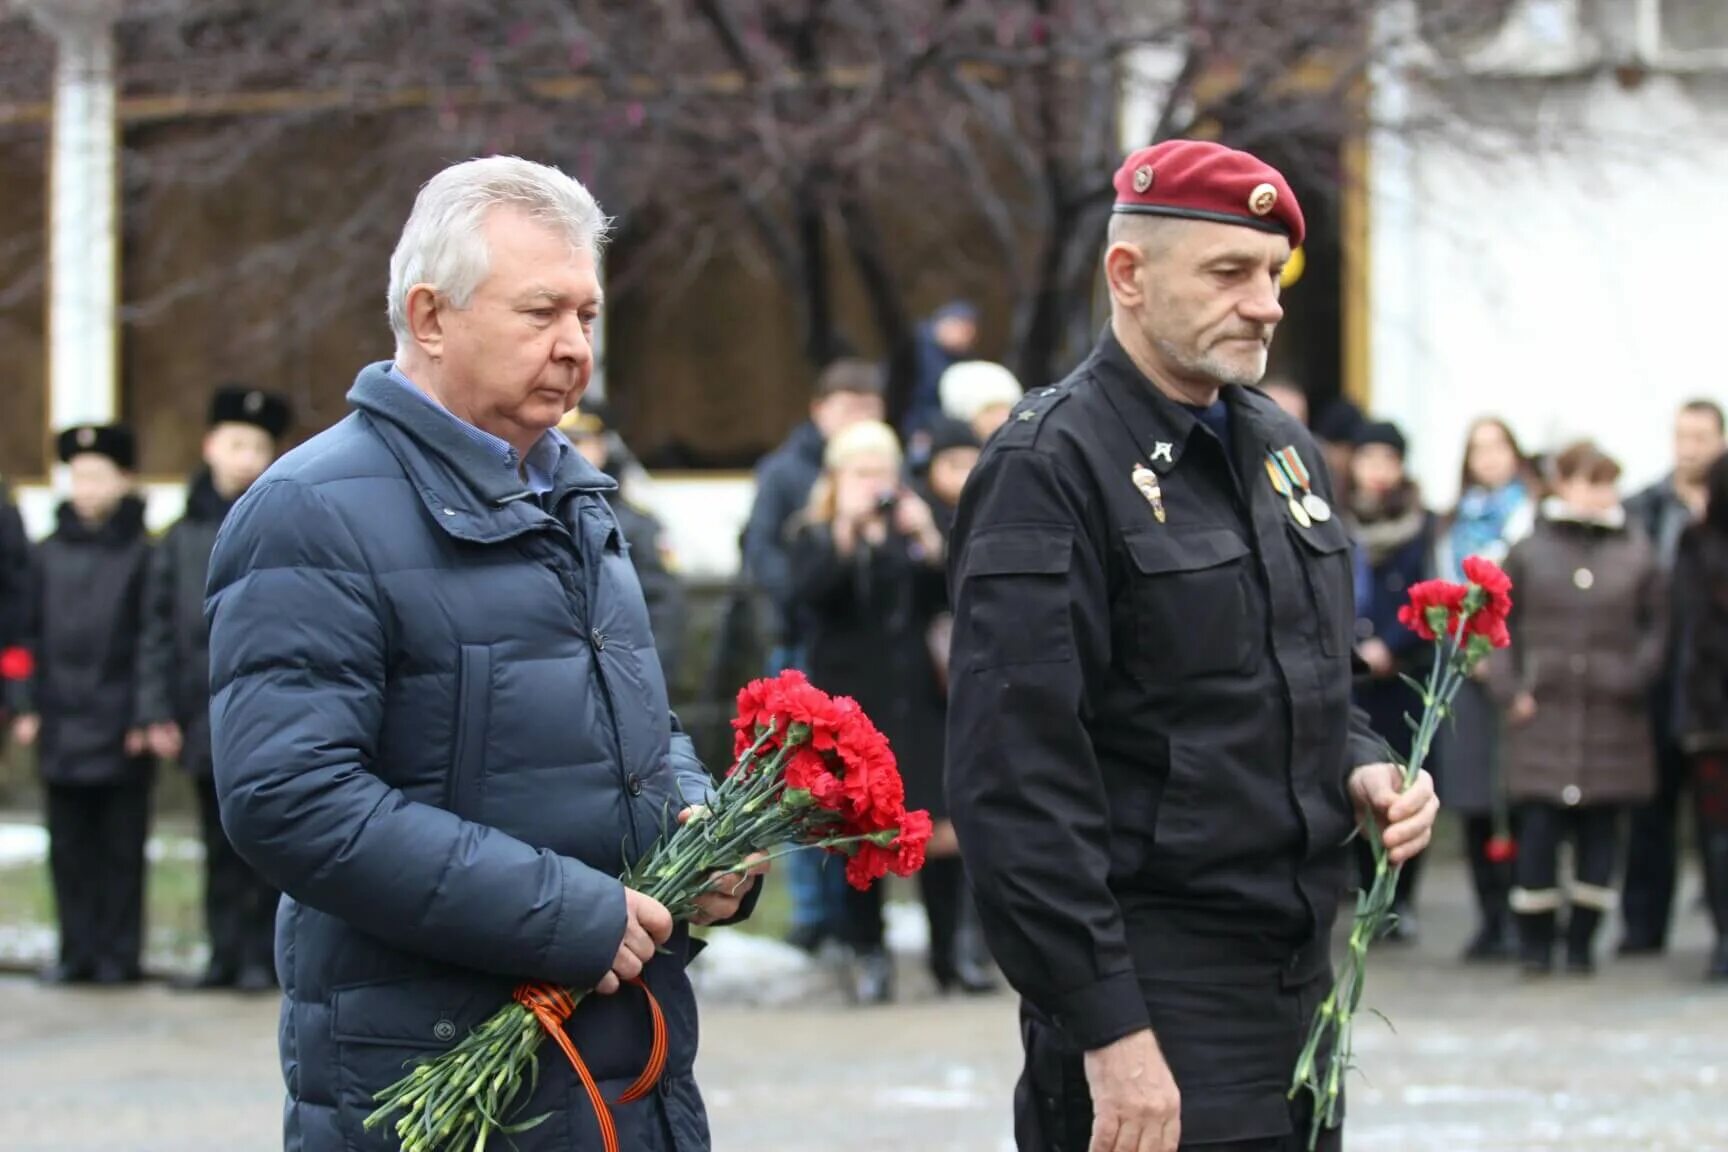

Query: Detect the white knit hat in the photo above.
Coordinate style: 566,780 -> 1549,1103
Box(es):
940,360 -> 1023,423
823,420 -> 903,472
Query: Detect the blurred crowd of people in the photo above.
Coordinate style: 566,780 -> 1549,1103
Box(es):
734,305 -> 1728,998
2,300 -> 1725,999
1263,385 -> 1728,982
0,382 -> 686,990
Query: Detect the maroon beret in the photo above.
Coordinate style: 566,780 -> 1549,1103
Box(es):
1112,140 -> 1304,249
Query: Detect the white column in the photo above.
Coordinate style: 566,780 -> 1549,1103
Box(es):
1365,3 -> 1428,488
29,0 -> 122,431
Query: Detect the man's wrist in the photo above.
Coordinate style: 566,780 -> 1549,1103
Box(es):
1050,971 -> 1150,1051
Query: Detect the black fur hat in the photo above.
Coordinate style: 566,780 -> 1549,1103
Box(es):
209,384 -> 292,439
56,423 -> 137,470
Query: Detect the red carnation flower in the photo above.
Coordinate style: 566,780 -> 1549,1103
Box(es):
784,745 -> 845,811
842,809 -> 934,890
892,809 -> 934,874
1397,580 -> 1468,642
1461,556 -> 1514,650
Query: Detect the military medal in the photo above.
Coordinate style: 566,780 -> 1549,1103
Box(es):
1267,447 -> 1331,528
1265,456 -> 1311,527
1132,464 -> 1166,523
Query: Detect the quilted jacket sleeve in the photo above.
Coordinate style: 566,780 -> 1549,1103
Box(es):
206,478 -> 627,987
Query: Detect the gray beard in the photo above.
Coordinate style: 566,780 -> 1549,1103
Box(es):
1154,336 -> 1266,390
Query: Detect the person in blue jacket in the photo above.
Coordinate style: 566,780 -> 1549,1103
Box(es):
205,157 -> 761,1152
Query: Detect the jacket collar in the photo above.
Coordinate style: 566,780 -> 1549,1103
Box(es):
1087,325 -> 1279,485
346,361 -> 615,543
54,494 -> 147,545
183,469 -> 237,524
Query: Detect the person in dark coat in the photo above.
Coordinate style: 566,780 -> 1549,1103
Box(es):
1433,416 -> 1539,960
204,157 -> 760,1152
739,357 -> 885,953
1491,441 -> 1664,976
1675,449 -> 1728,980
0,479 -> 30,723
947,141 -> 1439,1152
1344,421 -> 1435,943
9,424 -> 154,986
905,299 -> 980,441
1310,395 -> 1366,508
740,358 -> 887,665
135,384 -> 291,993
1619,398 -> 1725,956
913,417 -> 1001,997
789,420 -> 956,1003
560,399 -> 688,686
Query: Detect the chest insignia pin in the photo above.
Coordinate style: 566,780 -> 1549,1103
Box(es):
1132,464 -> 1166,523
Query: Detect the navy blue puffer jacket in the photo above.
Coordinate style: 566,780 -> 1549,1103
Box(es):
207,363 -> 721,1152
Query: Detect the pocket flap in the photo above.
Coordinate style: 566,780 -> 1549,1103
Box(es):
960,529 -> 1073,579
1289,518 -> 1352,557
1125,528 -> 1249,576
332,974 -> 513,1047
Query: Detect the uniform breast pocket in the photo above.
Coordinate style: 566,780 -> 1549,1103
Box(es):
1289,521 -> 1354,658
1123,528 -> 1259,681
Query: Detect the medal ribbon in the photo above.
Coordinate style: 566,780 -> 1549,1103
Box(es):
1270,449 -> 1311,498
1265,456 -> 1293,498
1275,447 -> 1312,493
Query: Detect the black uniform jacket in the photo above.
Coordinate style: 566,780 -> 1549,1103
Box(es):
135,470 -> 234,777
13,496 -> 155,786
946,329 -> 1383,1052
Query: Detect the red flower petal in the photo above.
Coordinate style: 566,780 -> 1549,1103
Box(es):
0,646 -> 32,682
1483,835 -> 1517,864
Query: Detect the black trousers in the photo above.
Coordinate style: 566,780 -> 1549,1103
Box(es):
1621,739 -> 1689,947
840,855 -> 968,973
194,776 -> 279,973
45,780 -> 152,974
1512,802 -> 1622,912
1014,981 -> 1343,1152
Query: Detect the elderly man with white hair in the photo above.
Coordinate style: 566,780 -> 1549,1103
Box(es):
205,156 -> 759,1152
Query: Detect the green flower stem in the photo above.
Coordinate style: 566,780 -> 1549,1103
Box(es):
368,714 -> 920,1152
1292,606 -> 1486,1149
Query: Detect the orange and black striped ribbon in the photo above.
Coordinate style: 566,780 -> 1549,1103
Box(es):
513,978 -> 668,1152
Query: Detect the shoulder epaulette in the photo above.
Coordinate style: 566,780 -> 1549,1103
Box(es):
994,384 -> 1072,448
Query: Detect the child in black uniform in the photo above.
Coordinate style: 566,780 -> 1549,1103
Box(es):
10,425 -> 155,985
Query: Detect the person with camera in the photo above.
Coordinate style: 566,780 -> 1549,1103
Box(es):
788,420 -> 950,1004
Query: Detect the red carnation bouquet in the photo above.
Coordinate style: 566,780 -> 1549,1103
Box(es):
1290,556 -> 1513,1148
367,670 -> 930,1152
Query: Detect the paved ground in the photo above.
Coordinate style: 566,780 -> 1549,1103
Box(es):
2,860 -> 1726,1151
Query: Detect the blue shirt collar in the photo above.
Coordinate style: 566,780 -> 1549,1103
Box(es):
387,364 -> 567,495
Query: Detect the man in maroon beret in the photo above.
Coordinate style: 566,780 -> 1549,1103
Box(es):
947,139 -> 1439,1151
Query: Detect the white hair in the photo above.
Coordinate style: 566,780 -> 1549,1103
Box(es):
940,360 -> 1023,423
387,156 -> 611,347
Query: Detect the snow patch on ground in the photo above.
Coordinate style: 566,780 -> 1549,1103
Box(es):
690,901 -> 932,1006
0,822 -> 203,867
688,930 -> 828,1007
0,823 -> 48,867
884,899 -> 930,956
